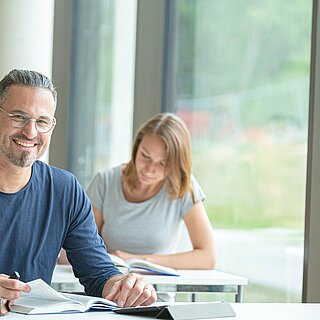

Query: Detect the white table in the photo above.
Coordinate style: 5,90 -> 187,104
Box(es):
52,265 -> 248,302
6,303 -> 320,319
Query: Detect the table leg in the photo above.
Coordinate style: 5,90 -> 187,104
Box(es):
235,285 -> 243,302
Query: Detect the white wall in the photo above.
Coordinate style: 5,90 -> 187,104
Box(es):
0,0 -> 54,78
0,0 -> 55,162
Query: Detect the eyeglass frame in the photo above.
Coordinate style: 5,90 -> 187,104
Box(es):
0,106 -> 56,133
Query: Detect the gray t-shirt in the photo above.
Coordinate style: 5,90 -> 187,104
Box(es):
86,165 -> 205,255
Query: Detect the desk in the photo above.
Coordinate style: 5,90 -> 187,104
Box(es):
6,303 -> 320,320
52,265 -> 248,302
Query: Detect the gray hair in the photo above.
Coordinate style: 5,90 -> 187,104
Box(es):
0,69 -> 57,106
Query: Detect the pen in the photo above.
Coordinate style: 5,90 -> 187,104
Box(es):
9,271 -> 20,280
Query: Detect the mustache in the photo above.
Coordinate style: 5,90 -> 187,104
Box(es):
11,134 -> 41,144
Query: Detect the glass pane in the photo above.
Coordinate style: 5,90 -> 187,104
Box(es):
167,0 -> 312,302
68,0 -> 136,186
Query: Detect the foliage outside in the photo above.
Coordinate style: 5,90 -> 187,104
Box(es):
173,0 -> 312,303
175,0 -> 312,231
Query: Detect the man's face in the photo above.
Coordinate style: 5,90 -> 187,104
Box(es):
0,85 -> 56,168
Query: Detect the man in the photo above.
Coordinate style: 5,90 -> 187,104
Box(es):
0,69 -> 156,316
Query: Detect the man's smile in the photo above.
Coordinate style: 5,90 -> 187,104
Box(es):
13,139 -> 38,148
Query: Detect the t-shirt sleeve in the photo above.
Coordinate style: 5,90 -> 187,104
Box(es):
180,175 -> 206,218
86,170 -> 107,211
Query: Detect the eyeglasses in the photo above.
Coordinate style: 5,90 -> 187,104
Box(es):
0,107 -> 56,133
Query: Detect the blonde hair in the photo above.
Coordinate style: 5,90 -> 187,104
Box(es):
124,113 -> 194,201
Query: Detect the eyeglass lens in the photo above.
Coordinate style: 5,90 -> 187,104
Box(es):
10,114 -> 54,133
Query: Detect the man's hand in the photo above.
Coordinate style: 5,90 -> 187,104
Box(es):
102,273 -> 157,307
0,275 -> 31,316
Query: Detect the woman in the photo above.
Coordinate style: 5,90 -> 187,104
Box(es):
86,113 -> 216,271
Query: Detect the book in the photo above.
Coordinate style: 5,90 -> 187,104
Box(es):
109,254 -> 180,276
10,278 -> 118,315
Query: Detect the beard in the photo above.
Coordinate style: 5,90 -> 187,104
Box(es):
0,134 -> 45,168
5,150 -> 38,167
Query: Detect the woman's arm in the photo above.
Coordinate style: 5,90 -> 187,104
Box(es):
113,201 -> 216,270
92,205 -> 104,235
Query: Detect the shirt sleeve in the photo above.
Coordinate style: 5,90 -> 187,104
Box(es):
63,177 -> 121,297
180,175 -> 206,218
86,170 -> 106,211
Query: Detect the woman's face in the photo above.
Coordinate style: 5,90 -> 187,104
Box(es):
135,134 -> 167,187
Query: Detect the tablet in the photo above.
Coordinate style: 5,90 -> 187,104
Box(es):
114,305 -> 168,317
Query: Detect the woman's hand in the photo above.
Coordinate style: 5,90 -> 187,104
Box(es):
111,250 -> 142,262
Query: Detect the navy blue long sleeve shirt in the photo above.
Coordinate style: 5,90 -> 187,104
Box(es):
0,160 -> 121,297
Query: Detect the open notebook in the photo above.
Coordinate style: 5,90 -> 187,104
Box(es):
109,254 -> 180,276
10,279 -> 118,315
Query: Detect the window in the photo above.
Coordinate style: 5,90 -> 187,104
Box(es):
67,0 -> 137,186
164,0 -> 312,302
